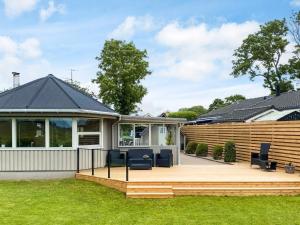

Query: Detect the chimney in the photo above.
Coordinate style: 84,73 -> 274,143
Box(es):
275,83 -> 280,96
12,72 -> 20,88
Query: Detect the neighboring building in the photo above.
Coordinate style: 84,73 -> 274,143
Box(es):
0,74 -> 185,178
191,90 -> 300,124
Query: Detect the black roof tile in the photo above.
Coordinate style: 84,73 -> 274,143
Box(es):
0,74 -> 116,114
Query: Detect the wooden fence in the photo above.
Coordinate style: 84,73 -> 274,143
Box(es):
181,121 -> 300,169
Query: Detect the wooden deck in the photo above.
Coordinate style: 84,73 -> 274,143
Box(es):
76,163 -> 300,198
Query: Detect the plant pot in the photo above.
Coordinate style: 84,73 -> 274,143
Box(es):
285,165 -> 295,174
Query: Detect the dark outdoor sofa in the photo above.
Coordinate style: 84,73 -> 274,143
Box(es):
107,149 -> 125,167
156,149 -> 173,167
128,149 -> 154,170
251,143 -> 276,170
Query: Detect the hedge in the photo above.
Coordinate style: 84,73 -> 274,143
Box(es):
224,141 -> 236,162
186,142 -> 198,154
196,143 -> 208,157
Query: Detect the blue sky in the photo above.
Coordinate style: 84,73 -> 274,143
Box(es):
0,0 -> 299,115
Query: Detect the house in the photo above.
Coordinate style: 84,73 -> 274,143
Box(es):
191,90 -> 300,124
0,74 -> 185,178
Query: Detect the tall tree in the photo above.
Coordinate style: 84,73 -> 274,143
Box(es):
208,94 -> 246,112
178,105 -> 207,116
224,94 -> 246,104
208,98 -> 226,111
65,80 -> 97,98
288,11 -> 300,79
94,39 -> 151,114
232,19 -> 293,94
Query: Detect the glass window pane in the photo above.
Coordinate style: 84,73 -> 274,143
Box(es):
79,135 -> 99,145
166,124 -> 176,145
50,118 -> 72,147
0,119 -> 12,147
151,124 -> 176,146
17,119 -> 45,147
135,124 -> 149,146
119,124 -> 134,146
77,119 -> 100,132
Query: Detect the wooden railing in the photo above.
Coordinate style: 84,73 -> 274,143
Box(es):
181,121 -> 300,169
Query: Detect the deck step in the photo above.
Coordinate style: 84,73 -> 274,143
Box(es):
173,187 -> 300,196
126,192 -> 174,198
127,185 -> 173,193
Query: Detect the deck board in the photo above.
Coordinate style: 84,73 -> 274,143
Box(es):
76,163 -> 300,198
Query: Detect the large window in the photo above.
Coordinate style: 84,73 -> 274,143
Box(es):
119,124 -> 134,146
151,124 -> 176,146
134,124 -> 149,146
0,119 -> 12,148
17,119 -> 45,147
78,119 -> 102,146
49,118 -> 72,147
118,123 -> 176,147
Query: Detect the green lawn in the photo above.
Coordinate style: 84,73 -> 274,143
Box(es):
0,179 -> 300,225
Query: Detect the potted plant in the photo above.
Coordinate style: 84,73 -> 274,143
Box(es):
285,162 -> 295,174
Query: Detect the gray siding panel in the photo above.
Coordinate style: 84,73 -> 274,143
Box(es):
0,149 -> 106,171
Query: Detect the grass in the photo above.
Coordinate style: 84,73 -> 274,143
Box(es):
0,179 -> 300,225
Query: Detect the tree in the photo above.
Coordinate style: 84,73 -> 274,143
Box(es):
288,11 -> 300,79
224,94 -> 246,104
94,39 -> 151,114
232,19 -> 293,94
208,95 -> 246,112
167,111 -> 198,121
178,105 -> 207,116
65,80 -> 97,98
208,98 -> 225,111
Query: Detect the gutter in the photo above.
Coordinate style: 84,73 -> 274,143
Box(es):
0,109 -> 120,117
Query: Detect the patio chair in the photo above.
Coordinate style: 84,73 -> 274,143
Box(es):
128,149 -> 154,170
251,143 -> 270,167
156,149 -> 173,167
107,149 -> 125,167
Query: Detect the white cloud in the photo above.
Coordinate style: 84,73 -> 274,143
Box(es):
153,21 -> 260,81
39,1 -> 65,22
0,36 -> 44,90
109,15 -> 155,39
3,0 -> 38,17
290,0 -> 300,6
0,36 -> 18,55
140,82 -> 269,115
19,38 -> 42,58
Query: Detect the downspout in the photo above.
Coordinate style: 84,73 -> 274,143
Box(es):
177,122 -> 184,165
111,115 -> 122,149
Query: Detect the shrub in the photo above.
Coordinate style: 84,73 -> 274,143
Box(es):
212,145 -> 223,160
196,143 -> 208,157
224,141 -> 236,162
167,111 -> 198,120
186,142 -> 198,154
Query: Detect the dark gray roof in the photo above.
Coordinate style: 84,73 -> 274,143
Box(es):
196,90 -> 300,123
0,74 -> 117,115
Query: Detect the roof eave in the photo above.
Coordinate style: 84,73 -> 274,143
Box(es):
0,109 -> 120,117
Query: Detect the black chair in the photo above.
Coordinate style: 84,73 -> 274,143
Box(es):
128,149 -> 154,170
251,143 -> 270,167
107,149 -> 125,167
156,149 -> 173,167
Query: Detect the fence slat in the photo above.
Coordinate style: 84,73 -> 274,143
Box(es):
182,121 -> 300,170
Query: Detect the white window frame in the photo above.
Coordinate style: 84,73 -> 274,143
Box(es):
118,123 -> 177,148
15,117 -> 47,149
0,118 -> 13,149
48,118 -> 73,149
77,118 -> 103,149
